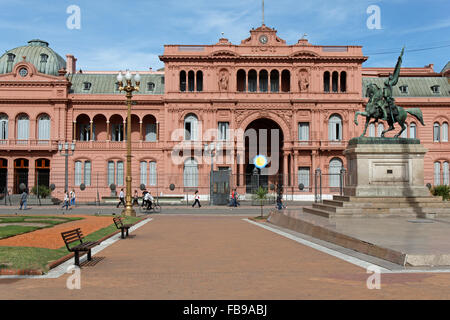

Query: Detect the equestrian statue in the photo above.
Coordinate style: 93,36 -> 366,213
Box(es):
355,47 -> 425,138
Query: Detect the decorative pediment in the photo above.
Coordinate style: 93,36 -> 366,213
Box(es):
290,51 -> 319,58
210,50 -> 240,58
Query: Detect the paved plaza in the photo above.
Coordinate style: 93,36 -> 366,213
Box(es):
1,213 -> 450,300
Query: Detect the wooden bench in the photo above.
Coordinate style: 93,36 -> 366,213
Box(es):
61,228 -> 99,267
113,216 -> 133,239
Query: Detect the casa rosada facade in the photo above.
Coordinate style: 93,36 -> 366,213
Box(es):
0,25 -> 449,201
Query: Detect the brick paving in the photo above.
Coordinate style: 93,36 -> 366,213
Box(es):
0,215 -> 450,299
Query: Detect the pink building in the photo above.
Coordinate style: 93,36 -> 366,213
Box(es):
0,26 -> 449,202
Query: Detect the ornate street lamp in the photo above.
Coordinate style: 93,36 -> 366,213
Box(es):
58,142 -> 76,194
204,142 -> 216,205
117,70 -> 140,216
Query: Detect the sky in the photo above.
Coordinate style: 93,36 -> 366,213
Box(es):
0,0 -> 449,72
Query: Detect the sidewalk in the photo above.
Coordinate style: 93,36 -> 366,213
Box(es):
1,215 -> 450,299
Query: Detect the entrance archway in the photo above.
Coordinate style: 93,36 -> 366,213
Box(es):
244,118 -> 284,193
14,158 -> 29,194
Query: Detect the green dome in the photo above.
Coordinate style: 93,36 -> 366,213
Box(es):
0,39 -> 66,76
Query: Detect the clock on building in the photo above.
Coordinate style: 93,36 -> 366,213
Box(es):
259,35 -> 268,44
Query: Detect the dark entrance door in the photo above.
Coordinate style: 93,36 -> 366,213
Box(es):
14,158 -> 29,194
35,159 -> 50,188
0,158 -> 7,195
211,169 -> 230,205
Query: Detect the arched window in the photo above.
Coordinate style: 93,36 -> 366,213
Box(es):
332,71 -> 339,93
196,71 -> 203,92
400,124 -> 408,138
149,161 -> 157,186
0,114 -> 8,140
184,158 -> 198,188
17,114 -> 29,141
323,71 -> 330,92
410,123 -> 417,139
237,69 -> 246,92
368,123 -> 375,137
38,114 -> 50,141
377,123 -> 385,137
108,161 -> 115,186
39,54 -> 48,73
84,161 -> 91,186
147,82 -> 155,92
329,158 -> 343,188
180,71 -> 186,92
188,71 -> 195,92
434,162 -> 441,185
340,71 -> 347,92
74,161 -> 82,186
184,114 -> 198,141
328,115 -> 342,141
434,123 -> 440,142
116,161 -> 124,186
444,162 -> 449,185
270,70 -> 279,92
259,70 -> 268,92
140,161 -> 147,186
281,70 -> 290,92
442,122 -> 448,142
248,70 -> 257,92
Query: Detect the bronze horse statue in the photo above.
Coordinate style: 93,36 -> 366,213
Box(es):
355,83 -> 425,138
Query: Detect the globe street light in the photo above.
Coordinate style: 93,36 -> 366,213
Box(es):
58,142 -> 75,194
117,70 -> 140,217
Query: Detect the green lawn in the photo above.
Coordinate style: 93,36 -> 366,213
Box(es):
0,215 -> 143,272
0,216 -> 83,240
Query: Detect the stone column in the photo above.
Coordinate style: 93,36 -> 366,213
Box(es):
283,152 -> 289,187
139,121 -> 143,141
72,121 -> 76,142
89,120 -> 94,141
106,121 -> 110,141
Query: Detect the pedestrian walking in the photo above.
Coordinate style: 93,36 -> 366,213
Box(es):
192,190 -> 201,208
117,188 -> 125,208
62,190 -> 70,210
70,189 -> 76,206
19,189 -> 28,210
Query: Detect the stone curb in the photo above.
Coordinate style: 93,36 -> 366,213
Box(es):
0,217 -> 146,276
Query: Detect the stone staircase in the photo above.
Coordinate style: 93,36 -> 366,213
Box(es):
303,195 -> 450,218
0,194 -> 55,206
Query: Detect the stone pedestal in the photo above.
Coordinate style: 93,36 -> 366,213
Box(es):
344,137 -> 430,198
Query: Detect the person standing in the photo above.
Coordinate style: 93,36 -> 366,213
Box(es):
192,190 -> 201,208
19,189 -> 28,210
132,190 -> 139,207
117,188 -> 125,208
145,191 -> 154,210
70,189 -> 76,207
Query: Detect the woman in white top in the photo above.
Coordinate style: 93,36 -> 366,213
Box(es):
192,190 -> 201,208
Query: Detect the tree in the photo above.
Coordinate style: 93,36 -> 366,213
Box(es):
254,186 -> 268,218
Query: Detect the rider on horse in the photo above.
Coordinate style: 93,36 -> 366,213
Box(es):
382,47 -> 405,123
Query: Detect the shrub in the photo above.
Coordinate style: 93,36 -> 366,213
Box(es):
430,185 -> 450,201
31,185 -> 51,199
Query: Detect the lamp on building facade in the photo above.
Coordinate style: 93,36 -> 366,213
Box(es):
117,70 -> 140,216
58,142 -> 75,194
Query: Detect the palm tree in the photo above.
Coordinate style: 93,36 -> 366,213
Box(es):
254,186 -> 268,218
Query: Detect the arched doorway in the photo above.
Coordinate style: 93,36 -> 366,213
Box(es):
14,158 -> 29,194
244,118 -> 284,193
